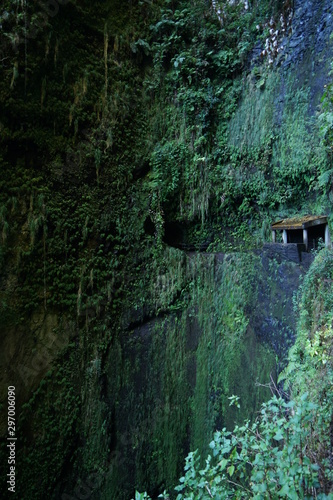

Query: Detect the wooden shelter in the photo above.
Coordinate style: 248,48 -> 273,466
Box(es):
271,215 -> 330,251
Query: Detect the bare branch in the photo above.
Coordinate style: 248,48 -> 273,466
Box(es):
205,484 -> 213,498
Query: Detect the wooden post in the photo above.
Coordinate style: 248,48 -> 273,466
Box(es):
325,224 -> 331,248
282,229 -> 287,244
303,228 -> 308,251
272,230 -> 276,243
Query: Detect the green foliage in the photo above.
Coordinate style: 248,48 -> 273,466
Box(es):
133,251 -> 333,500
272,86 -> 326,206
136,394 -> 332,499
279,251 -> 333,479
13,349 -> 82,498
145,0 -> 271,239
101,250 -> 278,498
317,62 -> 333,203
1,0 -> 333,498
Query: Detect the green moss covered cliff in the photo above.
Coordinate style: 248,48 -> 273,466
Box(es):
0,0 -> 333,498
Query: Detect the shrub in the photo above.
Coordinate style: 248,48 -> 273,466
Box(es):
135,393 -> 333,499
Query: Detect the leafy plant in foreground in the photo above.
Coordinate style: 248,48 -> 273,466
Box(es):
135,393 -> 333,499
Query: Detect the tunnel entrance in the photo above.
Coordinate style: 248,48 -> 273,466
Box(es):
163,220 -> 213,251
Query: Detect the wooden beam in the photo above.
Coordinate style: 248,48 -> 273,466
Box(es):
272,230 -> 276,243
282,230 -> 287,244
302,217 -> 328,229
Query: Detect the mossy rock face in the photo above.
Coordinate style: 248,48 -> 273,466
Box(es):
98,248 -> 306,499
1,0 -> 333,498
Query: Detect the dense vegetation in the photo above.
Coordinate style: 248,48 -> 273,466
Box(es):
136,253 -> 333,499
0,0 -> 333,498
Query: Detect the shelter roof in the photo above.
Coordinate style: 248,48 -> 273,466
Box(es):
271,215 -> 328,231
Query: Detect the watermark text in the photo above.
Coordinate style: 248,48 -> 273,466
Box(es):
7,386 -> 16,493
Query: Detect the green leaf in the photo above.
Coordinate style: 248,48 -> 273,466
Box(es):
218,459 -> 228,471
227,465 -> 235,477
273,431 -> 284,441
